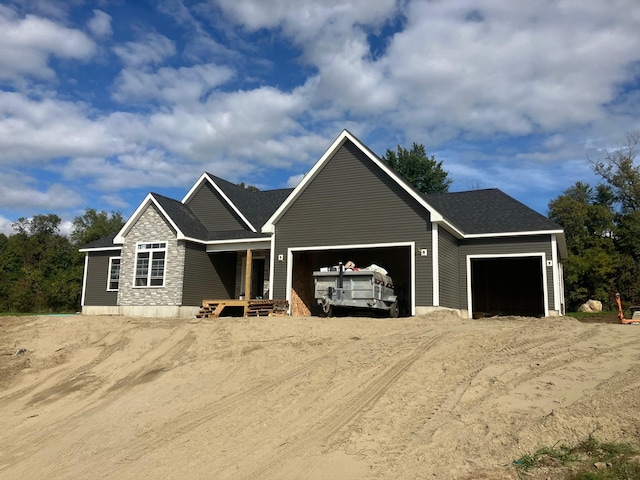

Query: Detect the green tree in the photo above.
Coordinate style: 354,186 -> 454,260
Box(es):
0,215 -> 82,312
71,208 -> 124,246
237,182 -> 260,192
592,132 -> 640,213
383,143 -> 452,194
548,182 -> 617,310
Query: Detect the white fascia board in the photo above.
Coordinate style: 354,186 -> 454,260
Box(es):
262,130 -> 449,233
433,219 -> 465,239
205,238 -> 271,252
183,172 -> 256,233
78,246 -> 122,253
463,229 -> 565,239
181,172 -> 210,204
81,253 -> 88,307
114,193 -> 185,243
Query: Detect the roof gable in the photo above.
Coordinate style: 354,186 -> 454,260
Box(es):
262,129 -> 444,233
114,193 -> 208,244
183,172 -> 293,233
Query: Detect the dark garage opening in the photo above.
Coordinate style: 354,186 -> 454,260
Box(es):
291,246 -> 412,317
471,256 -> 544,318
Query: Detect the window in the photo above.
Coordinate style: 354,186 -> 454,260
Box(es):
135,242 -> 167,287
107,257 -> 121,291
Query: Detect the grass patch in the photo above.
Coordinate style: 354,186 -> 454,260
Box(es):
513,436 -> 639,479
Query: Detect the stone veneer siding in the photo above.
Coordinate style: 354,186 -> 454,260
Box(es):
117,204 -> 185,306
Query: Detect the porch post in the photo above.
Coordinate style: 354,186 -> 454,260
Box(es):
244,249 -> 253,315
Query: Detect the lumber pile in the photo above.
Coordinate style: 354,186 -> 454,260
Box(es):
246,299 -> 289,317
196,299 -> 289,318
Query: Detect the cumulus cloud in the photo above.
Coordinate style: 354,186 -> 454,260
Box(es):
286,173 -> 305,188
88,9 -> 112,38
377,0 -> 640,138
112,63 -> 235,105
0,92 -> 128,163
113,31 -> 176,67
0,174 -> 83,212
0,214 -> 13,235
0,5 -> 96,80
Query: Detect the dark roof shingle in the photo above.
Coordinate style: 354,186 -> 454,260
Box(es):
425,189 -> 562,235
207,173 -> 293,228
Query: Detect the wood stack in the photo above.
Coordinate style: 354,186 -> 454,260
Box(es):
196,299 -> 289,318
245,299 -> 289,317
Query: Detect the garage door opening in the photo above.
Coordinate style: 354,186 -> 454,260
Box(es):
291,246 -> 412,317
470,256 -> 544,318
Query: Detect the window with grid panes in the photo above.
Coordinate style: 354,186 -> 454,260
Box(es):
134,242 -> 166,287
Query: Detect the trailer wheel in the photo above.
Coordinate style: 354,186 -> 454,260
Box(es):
321,298 -> 333,317
389,301 -> 399,318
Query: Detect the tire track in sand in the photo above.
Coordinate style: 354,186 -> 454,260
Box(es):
58,338 -> 366,480
235,332 -> 449,480
0,324 -> 196,478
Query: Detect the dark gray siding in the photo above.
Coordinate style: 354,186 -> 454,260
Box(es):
272,139 -> 432,305
182,242 -> 236,305
438,227 -> 460,309
186,182 -> 247,231
84,250 -> 120,306
458,235 -> 555,310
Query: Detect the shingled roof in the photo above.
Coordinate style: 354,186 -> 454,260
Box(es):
206,174 -> 293,229
79,233 -> 119,250
425,189 -> 562,235
151,193 -> 210,239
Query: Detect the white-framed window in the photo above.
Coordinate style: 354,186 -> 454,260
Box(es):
134,242 -> 167,287
107,257 -> 121,291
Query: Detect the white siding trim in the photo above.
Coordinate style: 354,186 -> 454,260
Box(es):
551,234 -> 561,312
432,223 -> 439,307
466,253 -> 549,317
79,246 -> 122,253
286,241 -> 416,316
81,253 -> 88,307
464,229 -> 564,238
205,239 -> 271,252
268,234 -> 276,300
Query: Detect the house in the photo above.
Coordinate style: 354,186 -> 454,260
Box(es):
80,130 -> 567,318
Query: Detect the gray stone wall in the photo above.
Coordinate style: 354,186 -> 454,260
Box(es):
117,204 -> 185,306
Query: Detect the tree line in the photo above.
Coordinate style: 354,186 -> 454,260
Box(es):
549,133 -> 640,311
0,210 -> 124,313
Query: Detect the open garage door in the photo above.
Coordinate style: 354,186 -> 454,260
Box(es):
291,245 -> 412,317
470,256 -> 545,318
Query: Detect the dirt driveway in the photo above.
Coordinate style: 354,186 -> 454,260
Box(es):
1,313 -> 639,479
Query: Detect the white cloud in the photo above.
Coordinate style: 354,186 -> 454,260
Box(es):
112,63 -> 235,105
0,214 -> 13,235
381,0 -> 640,139
0,173 -> 83,211
286,173 -> 305,188
0,5 -> 96,80
113,31 -> 176,67
217,0 -> 397,42
0,92 -> 128,163
88,9 -> 112,38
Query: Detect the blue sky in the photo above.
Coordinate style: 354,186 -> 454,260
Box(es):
1,0 -> 640,235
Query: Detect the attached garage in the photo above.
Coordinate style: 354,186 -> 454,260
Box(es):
468,255 -> 547,318
288,243 -> 414,317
